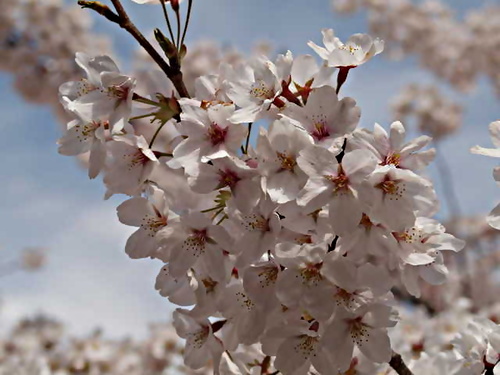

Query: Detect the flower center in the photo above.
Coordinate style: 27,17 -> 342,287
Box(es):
107,84 -> 129,101
217,169 -> 241,189
376,178 -> 404,200
382,153 -> 401,167
183,229 -> 208,257
257,265 -> 279,287
339,44 -> 360,55
127,150 -> 149,170
276,151 -> 296,171
75,121 -> 102,142
295,234 -> 313,244
187,326 -> 209,349
236,291 -> 255,310
335,288 -> 355,309
141,215 -> 167,236
242,214 -> 270,232
393,227 -> 425,244
349,317 -> 369,346
294,335 -> 318,360
250,80 -> 274,100
76,79 -> 98,98
299,263 -> 323,286
326,166 -> 349,193
311,121 -> 330,141
202,277 -> 218,293
359,213 -> 373,230
207,123 -> 228,146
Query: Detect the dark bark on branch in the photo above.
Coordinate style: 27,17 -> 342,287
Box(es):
389,351 -> 413,375
78,0 -> 190,98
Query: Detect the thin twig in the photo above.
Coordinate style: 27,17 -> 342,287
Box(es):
159,0 -> 176,43
132,92 -> 161,106
180,0 -> 193,47
244,122 -> 253,153
389,351 -> 414,375
149,121 -> 168,148
130,113 -> 154,121
78,0 -> 190,98
175,8 -> 182,51
109,0 -> 191,97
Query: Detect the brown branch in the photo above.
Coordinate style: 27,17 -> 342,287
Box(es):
77,1 -> 120,22
78,0 -> 190,98
389,351 -> 413,375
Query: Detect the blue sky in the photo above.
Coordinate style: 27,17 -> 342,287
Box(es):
0,0 -> 498,338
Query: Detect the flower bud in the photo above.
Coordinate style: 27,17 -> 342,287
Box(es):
170,0 -> 179,12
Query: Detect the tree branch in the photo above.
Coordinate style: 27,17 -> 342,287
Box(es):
389,351 -> 413,375
78,0 -> 190,98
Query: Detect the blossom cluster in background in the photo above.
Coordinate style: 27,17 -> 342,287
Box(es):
331,0 -> 500,95
0,0 -> 111,119
391,83 -> 463,141
0,315 -> 207,375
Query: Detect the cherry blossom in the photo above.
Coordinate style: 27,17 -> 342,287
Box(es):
297,147 -> 376,235
104,135 -> 159,197
322,303 -> 396,372
348,121 -> 436,172
308,29 -> 384,68
170,103 -> 247,172
173,309 -> 224,373
256,118 -> 312,204
60,53 -> 135,132
116,185 -> 171,259
282,85 -> 360,147
227,55 -> 288,123
57,113 -> 108,178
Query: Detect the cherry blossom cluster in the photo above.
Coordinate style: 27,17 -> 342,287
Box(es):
54,9 -> 471,369
0,315 -> 207,375
330,0 -> 500,94
0,0 -> 111,116
391,83 -> 462,141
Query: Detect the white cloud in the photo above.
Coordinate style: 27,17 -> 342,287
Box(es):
1,194 -> 173,339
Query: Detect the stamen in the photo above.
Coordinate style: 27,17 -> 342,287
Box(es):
217,169 -> 241,189
376,177 -> 405,200
207,123 -> 228,146
250,80 -> 274,100
294,335 -> 318,360
126,150 -> 149,170
298,263 -> 323,286
276,151 -> 296,171
339,44 -> 361,55
140,215 -> 167,237
382,152 -> 401,167
242,214 -> 270,232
